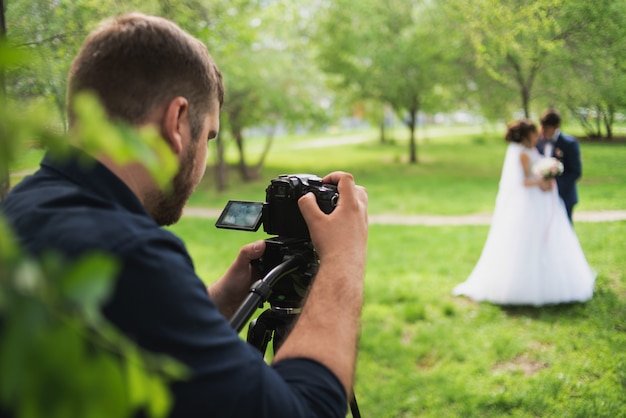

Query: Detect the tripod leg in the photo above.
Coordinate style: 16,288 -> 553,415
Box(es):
247,317 -> 273,354
349,391 -> 361,418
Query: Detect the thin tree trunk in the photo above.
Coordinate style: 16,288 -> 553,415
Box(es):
232,126 -> 251,181
407,102 -> 418,164
521,86 -> 530,119
379,105 -> 387,144
251,126 -> 276,180
215,136 -> 227,192
0,0 -> 10,202
568,103 -> 595,138
604,106 -> 614,140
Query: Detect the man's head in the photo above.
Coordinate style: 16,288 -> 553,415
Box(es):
540,108 -> 561,140
68,12 -> 223,141
67,13 -> 225,225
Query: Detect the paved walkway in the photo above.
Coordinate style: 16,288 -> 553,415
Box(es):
183,207 -> 626,226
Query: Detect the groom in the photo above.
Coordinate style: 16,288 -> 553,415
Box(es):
536,108 -> 582,223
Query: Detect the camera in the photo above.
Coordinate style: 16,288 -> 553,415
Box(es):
215,174 -> 338,239
215,174 -> 339,307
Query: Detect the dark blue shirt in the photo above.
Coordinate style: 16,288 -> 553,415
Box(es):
2,150 -> 346,417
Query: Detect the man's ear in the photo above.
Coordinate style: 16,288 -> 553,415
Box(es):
161,96 -> 189,157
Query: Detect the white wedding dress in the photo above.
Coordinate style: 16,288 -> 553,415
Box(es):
453,143 -> 596,306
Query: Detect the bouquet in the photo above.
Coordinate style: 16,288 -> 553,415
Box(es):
532,157 -> 564,179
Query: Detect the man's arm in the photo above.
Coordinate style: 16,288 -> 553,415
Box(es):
105,234 -> 347,417
272,171 -> 368,394
207,240 -> 266,318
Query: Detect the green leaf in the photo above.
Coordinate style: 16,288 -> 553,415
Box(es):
59,253 -> 119,322
82,354 -> 128,418
124,345 -> 149,408
147,375 -> 173,418
0,41 -> 29,67
0,298 -> 47,408
70,93 -> 179,188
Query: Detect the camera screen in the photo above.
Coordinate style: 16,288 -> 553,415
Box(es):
215,200 -> 264,231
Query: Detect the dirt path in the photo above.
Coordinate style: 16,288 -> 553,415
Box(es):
183,207 -> 626,226
10,170 -> 625,225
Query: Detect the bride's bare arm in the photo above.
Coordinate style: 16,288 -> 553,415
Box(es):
520,153 -> 552,190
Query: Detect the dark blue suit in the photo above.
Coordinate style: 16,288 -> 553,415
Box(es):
536,132 -> 582,222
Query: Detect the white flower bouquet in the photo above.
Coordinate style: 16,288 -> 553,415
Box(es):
532,157 -> 564,179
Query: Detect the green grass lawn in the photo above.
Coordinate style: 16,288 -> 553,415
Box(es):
166,125 -> 625,417
168,218 -> 626,417
12,125 -> 626,416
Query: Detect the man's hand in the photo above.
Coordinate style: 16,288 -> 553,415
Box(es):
298,171 -> 368,264
273,171 -> 368,395
207,240 -> 266,319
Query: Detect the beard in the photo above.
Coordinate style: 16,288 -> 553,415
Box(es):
146,147 -> 197,226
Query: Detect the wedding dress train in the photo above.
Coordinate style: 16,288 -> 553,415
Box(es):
453,143 -> 596,306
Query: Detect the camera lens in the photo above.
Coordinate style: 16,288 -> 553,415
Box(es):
331,194 -> 339,207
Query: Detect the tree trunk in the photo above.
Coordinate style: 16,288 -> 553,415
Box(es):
506,54 -> 536,120
251,126 -> 276,180
215,136 -> 227,192
521,85 -> 530,119
0,0 -> 10,202
232,125 -> 252,181
408,111 -> 417,163
379,105 -> 388,144
604,106 -> 614,140
406,98 -> 419,164
569,104 -> 596,139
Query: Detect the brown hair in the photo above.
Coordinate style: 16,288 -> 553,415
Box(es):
540,108 -> 561,128
67,13 -> 224,141
505,119 -> 537,143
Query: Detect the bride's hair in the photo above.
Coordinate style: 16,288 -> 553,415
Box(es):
505,119 -> 537,143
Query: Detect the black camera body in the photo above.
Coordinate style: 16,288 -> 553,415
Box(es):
215,174 -> 339,306
262,174 -> 338,238
216,174 -> 338,240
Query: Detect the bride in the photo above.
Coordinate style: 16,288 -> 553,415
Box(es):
453,119 -> 596,306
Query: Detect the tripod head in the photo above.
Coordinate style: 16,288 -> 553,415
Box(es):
251,236 -> 318,309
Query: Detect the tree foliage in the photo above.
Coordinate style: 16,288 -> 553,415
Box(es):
452,0 -> 626,135
547,0 -> 626,139
454,0 -> 569,118
316,0 -> 463,163
215,0 -> 331,185
1,40 -> 184,416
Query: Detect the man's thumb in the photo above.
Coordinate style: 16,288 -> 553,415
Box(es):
238,240 -> 265,263
298,192 -> 320,222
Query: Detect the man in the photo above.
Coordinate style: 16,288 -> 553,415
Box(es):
536,108 -> 582,222
2,13 -> 368,417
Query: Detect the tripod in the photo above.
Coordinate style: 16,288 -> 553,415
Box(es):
228,237 -> 361,418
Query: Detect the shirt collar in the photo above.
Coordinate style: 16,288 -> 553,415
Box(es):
40,147 -> 149,217
550,129 -> 561,142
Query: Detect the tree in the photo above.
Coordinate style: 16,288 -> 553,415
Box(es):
216,0 -> 330,185
316,0 -> 458,163
1,0 -> 8,201
456,0 -> 573,119
5,0 -> 163,131
545,0 -> 626,139
0,89 -> 183,418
